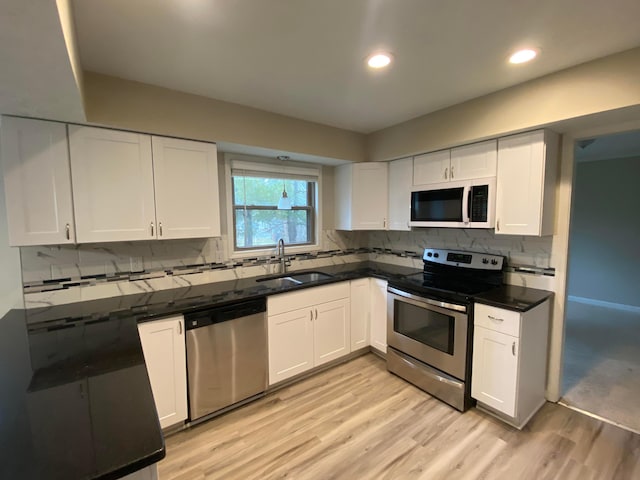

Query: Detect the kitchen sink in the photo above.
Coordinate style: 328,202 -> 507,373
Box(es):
255,271 -> 333,288
256,276 -> 301,288
288,271 -> 333,283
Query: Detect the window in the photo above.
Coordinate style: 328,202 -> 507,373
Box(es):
229,160 -> 320,252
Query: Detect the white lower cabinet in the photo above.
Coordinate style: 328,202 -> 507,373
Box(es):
349,278 -> 371,351
313,298 -> 351,366
267,307 -> 315,384
369,278 -> 388,354
267,282 -> 350,385
471,301 -> 550,429
137,316 -> 188,429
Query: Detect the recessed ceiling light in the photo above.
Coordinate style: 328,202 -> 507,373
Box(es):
367,53 -> 392,69
509,48 -> 539,64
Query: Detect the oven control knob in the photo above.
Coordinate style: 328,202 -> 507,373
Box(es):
427,252 -> 433,257
433,253 -> 439,258
491,259 -> 498,265
482,258 -> 488,264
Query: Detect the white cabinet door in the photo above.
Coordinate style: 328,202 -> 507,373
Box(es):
151,137 -> 220,239
413,150 -> 450,185
450,140 -> 497,181
314,298 -> 350,366
387,157 -> 412,231
138,316 -> 187,429
350,279 -> 370,351
369,278 -> 388,354
268,307 -> 314,385
495,130 -> 558,236
335,162 -> 388,230
351,162 -> 388,230
69,126 -> 157,243
471,325 -> 518,417
1,117 -> 75,245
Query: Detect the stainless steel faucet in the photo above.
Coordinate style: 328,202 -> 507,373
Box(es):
277,238 -> 287,273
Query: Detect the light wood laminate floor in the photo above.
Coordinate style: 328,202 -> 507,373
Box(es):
159,354 -> 640,480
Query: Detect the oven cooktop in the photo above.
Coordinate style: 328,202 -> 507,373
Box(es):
388,248 -> 506,304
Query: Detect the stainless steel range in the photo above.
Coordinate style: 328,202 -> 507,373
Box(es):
386,248 -> 504,411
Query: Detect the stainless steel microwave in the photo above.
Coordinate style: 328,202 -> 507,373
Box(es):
410,178 -> 496,228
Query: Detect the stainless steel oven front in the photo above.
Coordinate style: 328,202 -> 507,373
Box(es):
386,286 -> 472,411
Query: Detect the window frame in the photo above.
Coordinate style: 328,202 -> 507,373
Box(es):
224,154 -> 323,259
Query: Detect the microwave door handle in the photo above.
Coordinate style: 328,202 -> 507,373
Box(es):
462,186 -> 470,224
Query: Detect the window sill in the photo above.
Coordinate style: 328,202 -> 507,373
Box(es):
230,243 -> 322,260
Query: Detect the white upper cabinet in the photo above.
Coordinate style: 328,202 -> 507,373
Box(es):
387,157 -> 412,231
413,150 -> 450,185
68,126 -> 221,243
450,140 -> 497,180
335,162 -> 388,230
151,137 -> 220,239
495,130 -> 559,236
414,140 -> 496,186
69,126 -> 157,243
1,117 -> 75,245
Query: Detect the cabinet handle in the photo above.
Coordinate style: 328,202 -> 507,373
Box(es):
150,222 -> 155,237
65,223 -> 70,240
383,218 -> 387,229
512,341 -> 516,356
444,167 -> 448,180
496,219 -> 500,232
178,322 -> 182,335
159,222 -> 163,237
310,310 -> 313,321
315,308 -> 318,320
451,165 -> 454,179
488,315 -> 504,322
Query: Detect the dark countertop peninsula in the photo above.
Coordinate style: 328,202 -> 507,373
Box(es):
474,284 -> 553,312
0,261 -> 419,480
0,309 -> 165,480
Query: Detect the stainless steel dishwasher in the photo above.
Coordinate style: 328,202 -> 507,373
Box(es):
185,297 -> 267,422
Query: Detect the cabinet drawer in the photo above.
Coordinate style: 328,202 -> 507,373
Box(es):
268,282 -> 350,316
474,303 -> 521,337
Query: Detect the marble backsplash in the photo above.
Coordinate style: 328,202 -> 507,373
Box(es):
367,229 -> 555,269
19,227 -> 555,308
20,230 -> 367,308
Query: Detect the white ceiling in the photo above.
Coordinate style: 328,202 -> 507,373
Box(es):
72,0 -> 640,133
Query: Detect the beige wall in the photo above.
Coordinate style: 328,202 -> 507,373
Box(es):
83,72 -> 366,163
367,47 -> 640,162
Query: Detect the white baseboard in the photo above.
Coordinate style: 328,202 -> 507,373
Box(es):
567,295 -> 640,314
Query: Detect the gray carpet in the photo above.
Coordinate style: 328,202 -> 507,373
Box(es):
561,300 -> 640,433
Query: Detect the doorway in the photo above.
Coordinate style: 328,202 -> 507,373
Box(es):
561,130 -> 640,433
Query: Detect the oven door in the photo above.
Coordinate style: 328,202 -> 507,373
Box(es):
387,287 -> 468,380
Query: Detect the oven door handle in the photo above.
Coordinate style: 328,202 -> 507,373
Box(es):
387,287 -> 467,313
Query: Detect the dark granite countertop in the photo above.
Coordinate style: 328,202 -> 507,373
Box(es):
24,261 -> 421,327
0,309 -> 165,480
0,261 -> 418,480
474,284 -> 553,312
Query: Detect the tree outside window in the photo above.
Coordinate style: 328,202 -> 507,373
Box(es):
232,176 -> 315,249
